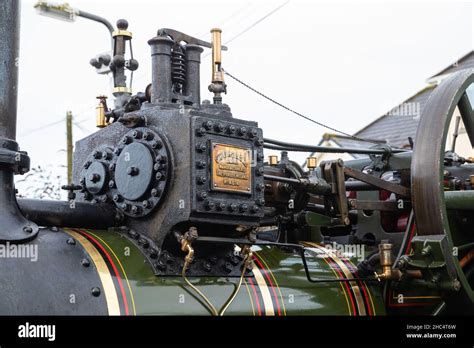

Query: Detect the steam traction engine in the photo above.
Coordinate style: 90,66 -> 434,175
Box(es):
1,0 -> 474,315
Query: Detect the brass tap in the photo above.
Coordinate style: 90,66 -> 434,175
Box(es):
180,227 -> 198,270
375,242 -> 400,281
96,95 -> 108,128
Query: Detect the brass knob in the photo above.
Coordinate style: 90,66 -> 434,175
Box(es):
307,157 -> 317,169
268,155 -> 278,166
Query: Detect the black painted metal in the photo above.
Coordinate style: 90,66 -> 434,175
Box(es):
0,228 -> 108,314
0,0 -> 38,244
263,138 -> 405,155
18,199 -> 119,229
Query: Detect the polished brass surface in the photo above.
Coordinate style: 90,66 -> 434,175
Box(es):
96,95 -> 108,128
210,28 -> 224,83
307,157 -> 317,169
268,155 -> 278,166
211,143 -> 252,194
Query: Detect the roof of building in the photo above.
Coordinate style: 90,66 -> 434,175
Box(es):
352,50 -> 474,149
318,133 -> 386,159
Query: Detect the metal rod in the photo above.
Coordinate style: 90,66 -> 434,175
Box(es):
66,111 -> 73,184
77,10 -> 114,35
264,137 -> 405,155
451,115 -> 461,152
0,0 -> 20,140
264,174 -> 377,191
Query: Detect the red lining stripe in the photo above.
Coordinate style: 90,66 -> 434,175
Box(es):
405,223 -> 416,254
253,255 -> 282,316
342,259 -> 372,316
247,277 -> 262,316
326,257 -> 357,315
76,229 -> 130,315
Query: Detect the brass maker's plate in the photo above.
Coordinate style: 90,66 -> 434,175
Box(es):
211,143 -> 252,194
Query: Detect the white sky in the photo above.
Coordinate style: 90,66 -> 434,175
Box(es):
15,0 -> 474,181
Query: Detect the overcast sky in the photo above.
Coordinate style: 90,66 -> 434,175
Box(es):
15,0 -> 473,184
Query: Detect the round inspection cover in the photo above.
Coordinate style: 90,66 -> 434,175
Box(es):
85,161 -> 108,194
115,142 -> 154,201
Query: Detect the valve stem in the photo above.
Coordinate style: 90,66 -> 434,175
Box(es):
208,28 -> 226,104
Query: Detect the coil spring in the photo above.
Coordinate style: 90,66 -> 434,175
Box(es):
171,45 -> 186,92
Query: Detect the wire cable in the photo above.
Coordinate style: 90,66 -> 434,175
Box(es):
202,1 -> 290,59
223,69 -> 381,143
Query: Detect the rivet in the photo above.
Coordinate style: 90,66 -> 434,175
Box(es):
196,160 -> 206,169
151,140 -> 162,149
238,127 -> 247,136
23,226 -> 33,233
215,123 -> 225,132
196,143 -> 207,153
66,238 -> 76,245
93,150 -> 101,159
151,188 -> 161,197
89,173 -> 101,183
132,130 -> 142,139
205,200 -> 215,210
202,120 -> 214,130
126,167 -> 139,176
197,127 -> 207,136
91,287 -> 101,297
142,131 -> 153,140
81,258 -> 90,267
227,125 -> 236,134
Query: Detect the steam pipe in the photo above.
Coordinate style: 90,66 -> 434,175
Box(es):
0,0 -> 20,140
18,199 -> 121,229
0,0 -> 39,243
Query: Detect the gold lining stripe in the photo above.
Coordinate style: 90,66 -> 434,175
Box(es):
87,230 -> 137,315
254,253 -> 287,316
345,257 -> 376,315
66,230 -> 121,315
305,242 -> 366,315
301,242 -> 352,315
392,295 -> 441,300
243,278 -> 256,316
252,262 -> 275,316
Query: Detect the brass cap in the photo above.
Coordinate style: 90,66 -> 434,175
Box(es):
268,155 -> 278,166
307,157 -> 317,169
